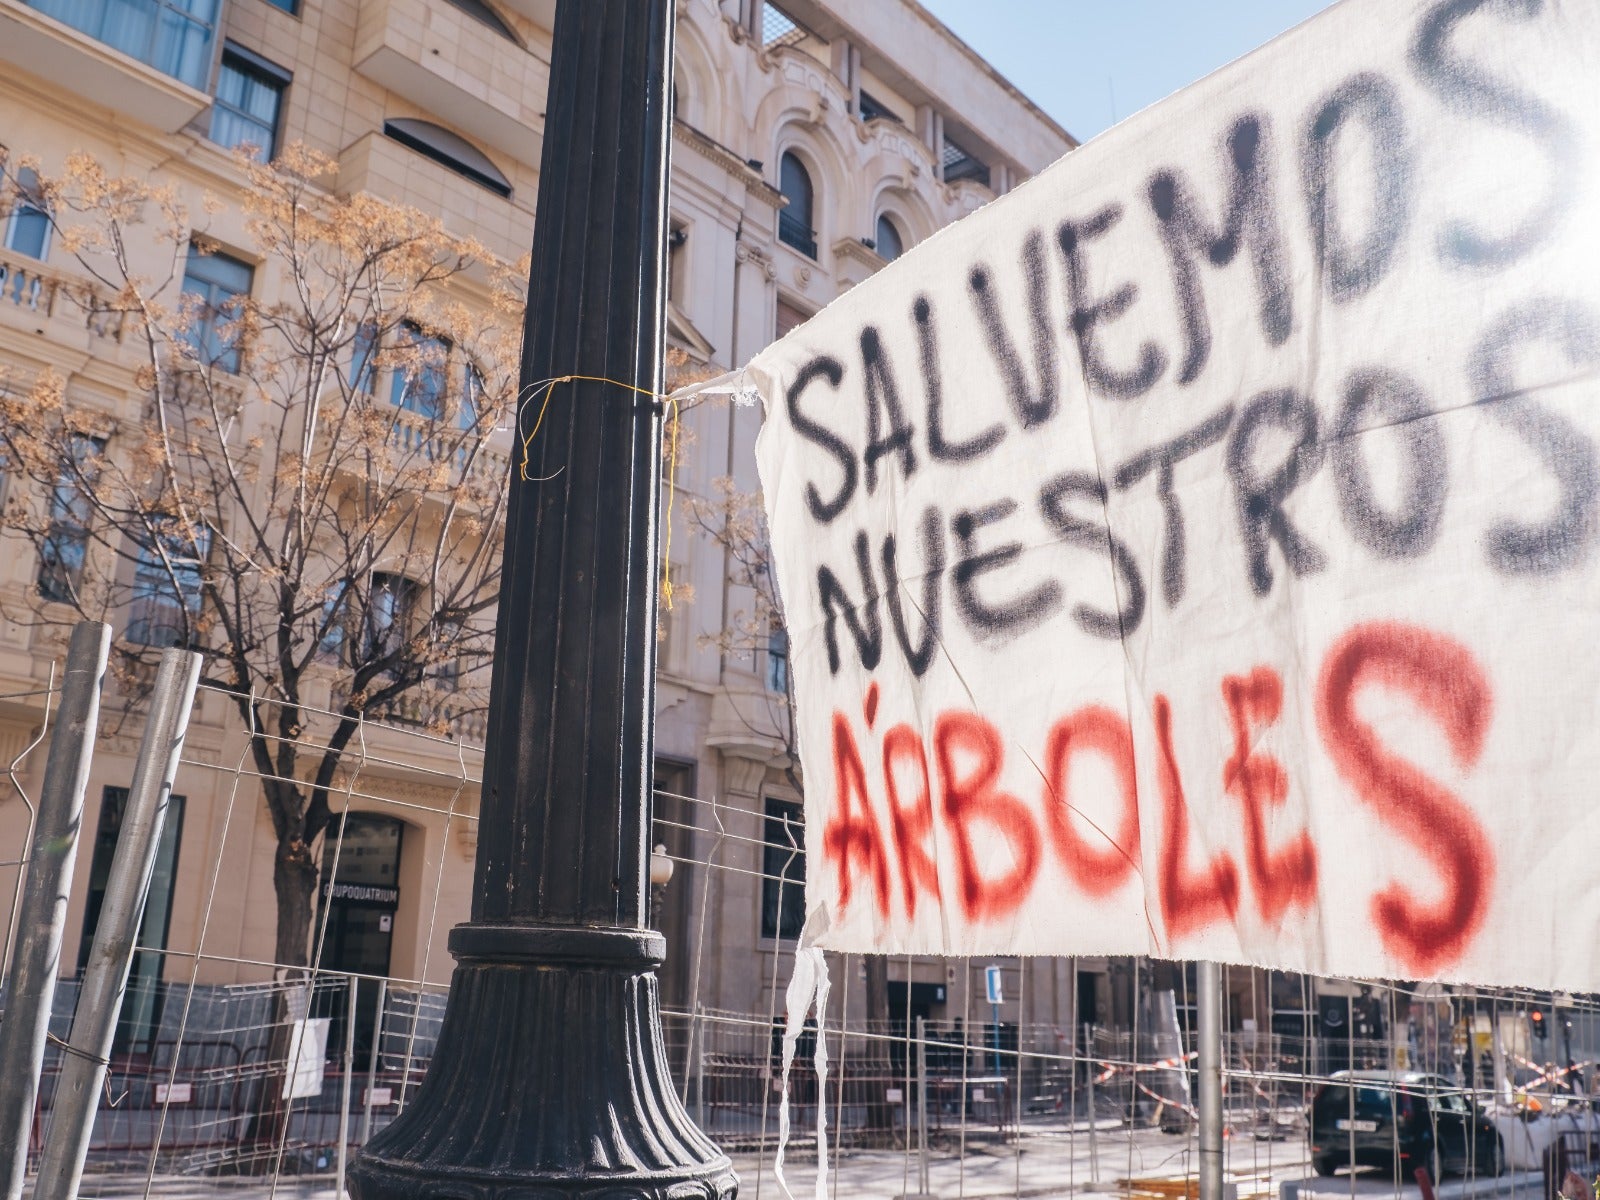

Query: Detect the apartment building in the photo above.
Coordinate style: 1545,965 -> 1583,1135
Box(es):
0,0 -> 1090,1052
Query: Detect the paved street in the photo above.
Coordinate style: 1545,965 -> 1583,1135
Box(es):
51,1121 -> 1542,1200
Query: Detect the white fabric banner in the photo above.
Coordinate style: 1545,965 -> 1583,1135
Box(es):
747,0 -> 1600,988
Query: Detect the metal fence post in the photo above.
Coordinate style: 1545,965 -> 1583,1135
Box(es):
338,975 -> 356,1197
695,1000 -> 706,1130
360,978 -> 384,1147
917,1015 -> 932,1199
1198,961 -> 1224,1200
0,622 -> 110,1200
1085,1023 -> 1099,1183
32,646 -> 198,1200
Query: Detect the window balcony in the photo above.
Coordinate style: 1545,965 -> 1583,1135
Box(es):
353,0 -> 548,169
778,211 -> 817,260
0,248 -> 129,345
336,130 -> 532,265
0,0 -> 213,131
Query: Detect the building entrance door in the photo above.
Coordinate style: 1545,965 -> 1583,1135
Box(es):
315,814 -> 403,1063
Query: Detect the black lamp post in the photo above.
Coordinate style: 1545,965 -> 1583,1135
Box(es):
348,2 -> 735,1196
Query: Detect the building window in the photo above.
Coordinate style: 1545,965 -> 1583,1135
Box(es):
38,433 -> 104,604
30,0 -> 219,89
942,136 -> 991,187
318,579 -> 350,663
460,363 -> 485,430
127,519 -> 209,646
261,0 -> 297,13
775,298 -> 809,340
875,214 -> 904,262
349,321 -> 378,395
181,246 -> 253,373
365,571 -> 419,661
389,323 -> 449,419
444,0 -> 518,42
760,797 -> 805,941
210,46 -> 289,159
434,618 -> 467,690
766,624 -> 789,694
857,91 -> 900,125
5,166 -> 51,260
78,786 -> 184,1054
383,119 -> 511,198
667,222 -> 687,305
777,152 -> 816,259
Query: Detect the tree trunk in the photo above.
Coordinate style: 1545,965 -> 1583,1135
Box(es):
273,836 -> 320,969
236,805 -> 322,1169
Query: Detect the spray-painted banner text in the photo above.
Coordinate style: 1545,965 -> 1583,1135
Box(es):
748,0 -> 1600,987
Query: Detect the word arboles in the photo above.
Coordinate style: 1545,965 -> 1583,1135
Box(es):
824,620 -> 1495,978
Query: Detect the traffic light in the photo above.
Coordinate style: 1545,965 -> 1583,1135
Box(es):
1531,1010 -> 1548,1041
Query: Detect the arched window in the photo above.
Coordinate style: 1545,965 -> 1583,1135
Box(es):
777,151 -> 816,259
875,213 -> 904,262
383,118 -> 512,198
444,0 -> 519,43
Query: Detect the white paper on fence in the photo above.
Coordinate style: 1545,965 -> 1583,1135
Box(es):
283,1017 -> 329,1100
749,0 -> 1600,990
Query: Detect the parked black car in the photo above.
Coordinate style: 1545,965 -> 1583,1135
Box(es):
1309,1070 -> 1503,1179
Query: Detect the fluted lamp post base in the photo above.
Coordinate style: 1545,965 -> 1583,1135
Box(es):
348,928 -> 735,1200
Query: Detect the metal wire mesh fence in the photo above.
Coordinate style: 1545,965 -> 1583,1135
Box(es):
4,682 -> 1600,1199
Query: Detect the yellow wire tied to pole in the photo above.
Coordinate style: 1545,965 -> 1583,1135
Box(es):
517,373 -> 682,611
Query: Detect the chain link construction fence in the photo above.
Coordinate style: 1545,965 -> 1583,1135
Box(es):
4,681 -> 1600,1199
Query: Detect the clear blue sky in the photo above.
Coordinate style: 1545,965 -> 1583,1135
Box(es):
918,0 -> 1339,143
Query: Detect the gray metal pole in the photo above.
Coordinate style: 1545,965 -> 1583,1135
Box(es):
0,622 -> 109,1200
360,978 -> 385,1147
917,1015 -> 930,1198
1085,1022 -> 1099,1182
32,645 -> 198,1200
694,1001 -> 706,1130
337,976 -> 356,1198
1198,961 -> 1225,1200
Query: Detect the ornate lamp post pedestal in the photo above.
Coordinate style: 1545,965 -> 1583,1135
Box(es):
348,2 -> 735,1196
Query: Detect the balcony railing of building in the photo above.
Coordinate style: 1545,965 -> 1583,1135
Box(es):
367,685 -> 487,744
387,408 -> 512,487
777,211 -> 817,260
27,0 -> 218,89
312,406 -> 511,492
0,249 -> 128,341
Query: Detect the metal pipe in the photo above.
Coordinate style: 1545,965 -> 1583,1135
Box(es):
360,978 -> 385,1147
33,646 -> 199,1200
1198,960 -> 1225,1200
1085,1021 -> 1099,1182
0,622 -> 110,1200
337,975 -> 356,1197
917,1015 -> 931,1197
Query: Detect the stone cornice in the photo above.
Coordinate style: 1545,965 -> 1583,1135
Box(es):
671,120 -> 785,208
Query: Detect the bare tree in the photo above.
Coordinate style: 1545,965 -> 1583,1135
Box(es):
0,145 -> 519,971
